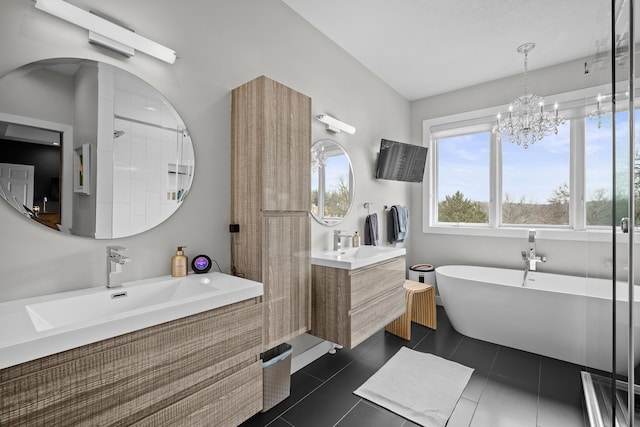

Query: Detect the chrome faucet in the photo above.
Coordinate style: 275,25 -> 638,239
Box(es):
107,246 -> 131,288
521,230 -> 546,285
333,230 -> 352,252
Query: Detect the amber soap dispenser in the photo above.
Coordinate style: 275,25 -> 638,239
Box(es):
171,246 -> 188,277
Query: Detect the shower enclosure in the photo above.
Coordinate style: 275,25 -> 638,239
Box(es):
581,0 -> 639,425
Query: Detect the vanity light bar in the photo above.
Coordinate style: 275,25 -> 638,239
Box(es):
32,0 -> 177,64
316,114 -> 356,134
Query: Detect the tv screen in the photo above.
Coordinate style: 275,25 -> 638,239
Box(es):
375,139 -> 428,183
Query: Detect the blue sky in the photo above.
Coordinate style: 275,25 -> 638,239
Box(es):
437,115 -> 628,204
311,154 -> 350,194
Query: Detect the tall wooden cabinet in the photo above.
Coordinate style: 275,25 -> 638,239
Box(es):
231,76 -> 311,350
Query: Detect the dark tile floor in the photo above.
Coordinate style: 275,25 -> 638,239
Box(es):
241,306 -> 587,427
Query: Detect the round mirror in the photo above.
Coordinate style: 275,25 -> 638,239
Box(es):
311,139 -> 354,226
0,58 -> 194,238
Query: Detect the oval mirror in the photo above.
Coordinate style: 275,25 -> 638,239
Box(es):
0,58 -> 194,239
311,139 -> 354,226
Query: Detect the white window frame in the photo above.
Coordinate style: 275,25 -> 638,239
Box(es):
422,83 -> 626,242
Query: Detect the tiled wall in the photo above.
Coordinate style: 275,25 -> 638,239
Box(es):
96,64 -> 194,238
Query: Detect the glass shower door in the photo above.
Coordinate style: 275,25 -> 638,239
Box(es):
582,0 -> 638,426
610,0 -> 640,426
613,0 -> 637,424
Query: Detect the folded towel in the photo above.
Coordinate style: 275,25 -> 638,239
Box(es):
389,205 -> 409,243
364,213 -> 379,246
397,205 -> 408,241
388,207 -> 396,244
398,205 -> 408,233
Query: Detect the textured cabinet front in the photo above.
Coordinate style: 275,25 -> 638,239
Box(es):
136,361 -> 262,426
261,81 -> 311,212
231,75 -> 311,213
350,287 -> 405,348
231,76 -> 311,350
262,213 -> 311,349
349,257 -> 405,309
311,257 -> 406,348
0,299 -> 263,426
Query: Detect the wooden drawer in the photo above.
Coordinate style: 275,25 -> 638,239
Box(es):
349,287 -> 405,348
135,360 -> 262,427
350,257 -> 405,309
1,299 -> 263,426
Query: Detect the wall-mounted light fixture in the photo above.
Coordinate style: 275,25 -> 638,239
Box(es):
316,114 -> 356,134
32,0 -> 177,64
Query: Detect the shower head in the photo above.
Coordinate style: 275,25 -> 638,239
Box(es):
114,130 -> 125,138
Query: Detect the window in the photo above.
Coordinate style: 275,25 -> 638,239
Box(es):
585,115 -> 613,226
501,121 -> 570,226
425,88 -> 636,237
436,132 -> 490,224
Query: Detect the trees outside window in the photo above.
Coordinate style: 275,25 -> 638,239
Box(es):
432,107 -> 639,231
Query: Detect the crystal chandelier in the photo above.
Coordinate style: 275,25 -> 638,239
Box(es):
587,94 -> 611,129
496,43 -> 565,149
311,144 -> 328,172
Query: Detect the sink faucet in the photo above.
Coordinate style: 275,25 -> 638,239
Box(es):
107,246 -> 131,288
333,230 -> 352,251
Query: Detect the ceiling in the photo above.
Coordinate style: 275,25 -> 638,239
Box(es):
282,0 -> 612,101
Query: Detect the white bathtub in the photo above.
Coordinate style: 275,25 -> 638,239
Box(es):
435,265 -> 640,374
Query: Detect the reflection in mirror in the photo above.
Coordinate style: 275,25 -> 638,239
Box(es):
311,139 -> 354,226
0,58 -> 194,239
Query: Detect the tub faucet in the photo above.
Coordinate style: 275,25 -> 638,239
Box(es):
522,230 -> 546,272
333,230 -> 352,251
107,246 -> 131,288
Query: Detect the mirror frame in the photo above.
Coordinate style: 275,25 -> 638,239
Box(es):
311,139 -> 355,226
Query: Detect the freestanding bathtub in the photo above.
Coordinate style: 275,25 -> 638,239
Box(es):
435,265 -> 640,374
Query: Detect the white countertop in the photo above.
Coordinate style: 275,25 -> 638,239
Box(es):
0,272 -> 262,370
311,246 -> 406,270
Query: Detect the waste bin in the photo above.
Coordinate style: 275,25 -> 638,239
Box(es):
409,264 -> 438,303
260,343 -> 293,412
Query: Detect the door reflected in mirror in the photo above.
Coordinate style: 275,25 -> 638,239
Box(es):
311,139 -> 354,226
0,58 -> 194,239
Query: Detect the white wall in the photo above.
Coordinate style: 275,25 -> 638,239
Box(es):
408,57 -> 632,278
0,0 -> 410,301
71,63 -> 98,237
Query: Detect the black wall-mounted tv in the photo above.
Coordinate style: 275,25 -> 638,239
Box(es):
375,139 -> 428,183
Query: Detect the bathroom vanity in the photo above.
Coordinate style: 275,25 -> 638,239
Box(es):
0,273 -> 263,426
311,248 -> 406,348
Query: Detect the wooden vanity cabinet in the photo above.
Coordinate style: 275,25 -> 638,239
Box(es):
231,75 -> 312,350
0,299 -> 263,426
311,256 -> 406,348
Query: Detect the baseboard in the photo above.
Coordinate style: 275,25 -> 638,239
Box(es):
291,340 -> 334,374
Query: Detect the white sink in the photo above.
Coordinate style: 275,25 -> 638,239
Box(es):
26,275 -> 223,332
311,245 -> 406,270
0,272 -> 262,369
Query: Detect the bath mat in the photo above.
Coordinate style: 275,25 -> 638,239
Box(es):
354,347 -> 473,427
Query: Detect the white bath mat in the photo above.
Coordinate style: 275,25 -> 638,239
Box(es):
354,347 -> 473,427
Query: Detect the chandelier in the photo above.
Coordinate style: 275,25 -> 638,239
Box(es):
311,144 -> 328,172
496,43 -> 565,149
587,94 -> 611,129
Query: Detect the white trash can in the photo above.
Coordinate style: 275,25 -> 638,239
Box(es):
409,264 -> 439,304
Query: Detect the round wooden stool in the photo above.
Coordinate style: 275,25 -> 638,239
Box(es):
385,279 -> 437,340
